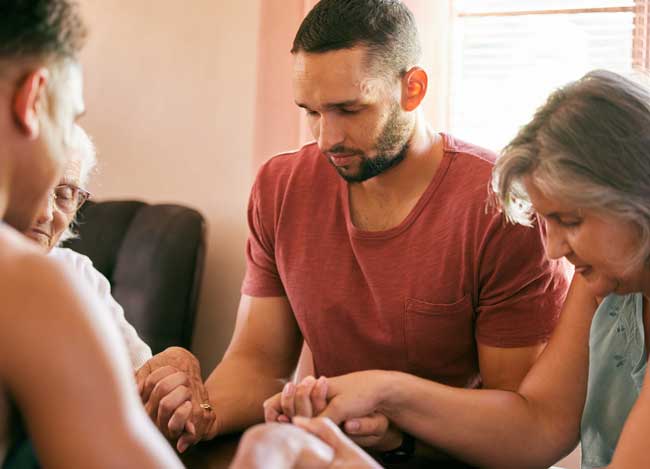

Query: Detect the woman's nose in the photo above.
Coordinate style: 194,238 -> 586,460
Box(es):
34,193 -> 56,225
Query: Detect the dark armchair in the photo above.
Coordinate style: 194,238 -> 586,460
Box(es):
63,200 -> 206,354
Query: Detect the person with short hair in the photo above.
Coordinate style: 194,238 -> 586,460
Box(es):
24,125 -> 153,370
302,70 -> 650,468
0,1 -> 181,467
140,0 -> 569,461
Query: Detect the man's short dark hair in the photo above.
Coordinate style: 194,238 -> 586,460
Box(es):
292,0 -> 421,78
0,0 -> 87,62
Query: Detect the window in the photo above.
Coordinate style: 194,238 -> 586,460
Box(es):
448,0 -> 649,151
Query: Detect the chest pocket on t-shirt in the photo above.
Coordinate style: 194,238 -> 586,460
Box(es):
405,295 -> 476,386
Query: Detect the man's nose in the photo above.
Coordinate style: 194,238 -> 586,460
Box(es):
317,115 -> 344,152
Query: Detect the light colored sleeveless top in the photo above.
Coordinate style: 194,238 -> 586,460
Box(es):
581,293 -> 646,469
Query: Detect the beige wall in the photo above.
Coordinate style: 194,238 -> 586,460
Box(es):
79,0 -> 261,371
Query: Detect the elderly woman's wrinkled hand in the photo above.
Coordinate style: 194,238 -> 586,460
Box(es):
135,346 -> 216,453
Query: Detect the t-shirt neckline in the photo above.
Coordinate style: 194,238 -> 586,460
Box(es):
341,132 -> 457,240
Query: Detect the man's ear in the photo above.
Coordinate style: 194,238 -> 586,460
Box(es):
401,67 -> 428,112
13,68 -> 50,139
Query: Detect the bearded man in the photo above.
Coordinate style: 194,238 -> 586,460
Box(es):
140,1 -> 569,463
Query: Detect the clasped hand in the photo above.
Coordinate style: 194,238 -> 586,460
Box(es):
135,347 -> 216,453
263,372 -> 402,452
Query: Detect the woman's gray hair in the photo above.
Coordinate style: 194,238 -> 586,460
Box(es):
59,126 -> 97,243
492,69 -> 650,266
76,126 -> 97,186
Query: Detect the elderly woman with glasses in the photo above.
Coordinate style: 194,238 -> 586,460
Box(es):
24,125 -> 152,369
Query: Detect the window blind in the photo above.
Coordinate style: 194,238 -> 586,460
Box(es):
449,0 -> 647,151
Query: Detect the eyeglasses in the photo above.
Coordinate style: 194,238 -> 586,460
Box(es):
52,183 -> 91,214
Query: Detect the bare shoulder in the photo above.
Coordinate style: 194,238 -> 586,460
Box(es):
0,226 -> 68,312
0,225 -> 52,292
0,226 -> 101,361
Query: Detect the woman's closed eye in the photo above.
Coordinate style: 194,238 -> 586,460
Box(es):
547,215 -> 582,229
557,216 -> 583,228
55,184 -> 77,201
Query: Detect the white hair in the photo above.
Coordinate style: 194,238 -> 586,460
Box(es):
76,125 -> 97,186
58,125 -> 97,244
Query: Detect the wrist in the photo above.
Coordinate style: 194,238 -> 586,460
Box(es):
376,370 -> 406,417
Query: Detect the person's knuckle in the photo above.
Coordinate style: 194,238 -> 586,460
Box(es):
159,398 -> 177,417
144,374 -> 158,390
168,423 -> 181,436
178,385 -> 190,400
153,379 -> 170,396
178,371 -> 190,385
170,418 -> 184,433
177,347 -> 198,364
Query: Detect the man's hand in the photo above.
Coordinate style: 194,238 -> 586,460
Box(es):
264,373 -> 402,451
135,347 -> 216,452
316,371 -> 391,424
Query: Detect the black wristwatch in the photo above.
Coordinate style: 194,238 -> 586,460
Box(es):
378,432 -> 416,464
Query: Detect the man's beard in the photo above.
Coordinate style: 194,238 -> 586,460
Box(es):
329,103 -> 412,183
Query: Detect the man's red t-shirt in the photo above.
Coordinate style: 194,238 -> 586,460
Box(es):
242,134 -> 569,388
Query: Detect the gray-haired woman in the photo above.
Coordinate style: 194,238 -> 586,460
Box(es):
25,125 -> 152,369
266,70 -> 650,469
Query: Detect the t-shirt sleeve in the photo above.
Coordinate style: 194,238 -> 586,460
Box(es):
475,215 -> 570,347
241,176 -> 286,297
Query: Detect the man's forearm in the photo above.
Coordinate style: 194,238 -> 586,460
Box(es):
205,353 -> 290,439
378,372 -> 576,468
